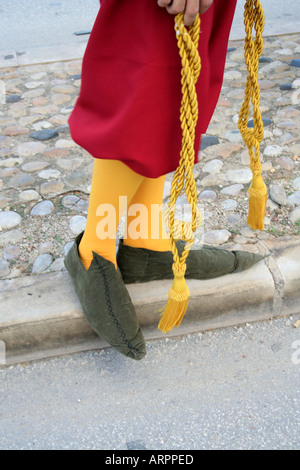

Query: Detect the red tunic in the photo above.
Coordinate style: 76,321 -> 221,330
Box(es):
69,0 -> 237,178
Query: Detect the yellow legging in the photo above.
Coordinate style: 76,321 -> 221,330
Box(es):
79,159 -> 170,270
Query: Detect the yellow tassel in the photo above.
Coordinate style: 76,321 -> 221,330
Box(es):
247,174 -> 268,230
158,265 -> 190,333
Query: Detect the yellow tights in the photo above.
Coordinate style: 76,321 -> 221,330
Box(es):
79,159 -> 170,270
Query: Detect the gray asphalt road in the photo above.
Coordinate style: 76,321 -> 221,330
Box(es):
0,316 -> 299,450
0,0 -> 299,53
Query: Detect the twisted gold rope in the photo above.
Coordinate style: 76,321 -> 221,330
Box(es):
238,0 -> 266,200
165,13 -> 202,273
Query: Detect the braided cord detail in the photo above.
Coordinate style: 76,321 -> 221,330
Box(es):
165,13 -> 202,272
238,0 -> 265,179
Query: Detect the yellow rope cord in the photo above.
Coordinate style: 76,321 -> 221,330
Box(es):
158,13 -> 202,333
159,1 -> 266,333
238,0 -> 267,230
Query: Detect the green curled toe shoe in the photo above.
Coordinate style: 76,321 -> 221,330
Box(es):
117,240 -> 266,284
64,232 -> 146,360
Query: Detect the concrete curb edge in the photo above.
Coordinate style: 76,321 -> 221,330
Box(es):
0,239 -> 299,365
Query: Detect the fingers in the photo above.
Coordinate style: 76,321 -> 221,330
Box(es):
158,0 -> 213,27
157,0 -> 176,7
157,0 -> 213,26
158,0 -> 187,15
183,0 -> 200,26
158,0 -> 199,27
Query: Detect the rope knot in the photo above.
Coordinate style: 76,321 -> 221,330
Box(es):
172,263 -> 187,279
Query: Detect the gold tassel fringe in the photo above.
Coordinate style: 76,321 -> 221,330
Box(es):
247,175 -> 268,230
158,265 -> 190,333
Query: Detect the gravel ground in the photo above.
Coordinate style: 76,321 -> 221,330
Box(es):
0,315 -> 299,450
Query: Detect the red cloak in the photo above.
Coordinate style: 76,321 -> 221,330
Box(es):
69,0 -> 238,178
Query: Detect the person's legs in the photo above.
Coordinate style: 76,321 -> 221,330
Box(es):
79,158 -> 144,270
124,174 -> 171,252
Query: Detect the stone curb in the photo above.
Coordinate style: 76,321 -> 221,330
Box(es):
0,240 -> 299,365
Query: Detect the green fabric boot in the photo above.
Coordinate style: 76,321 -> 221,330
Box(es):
117,240 -> 266,284
64,232 -> 146,360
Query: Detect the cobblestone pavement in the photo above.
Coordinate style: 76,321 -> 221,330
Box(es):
0,34 -> 300,279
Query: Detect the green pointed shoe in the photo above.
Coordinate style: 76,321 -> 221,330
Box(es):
64,232 -> 146,360
116,240 -> 266,284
